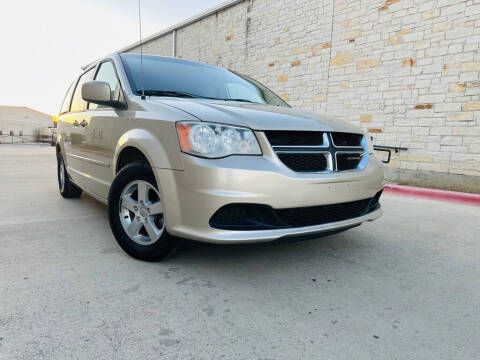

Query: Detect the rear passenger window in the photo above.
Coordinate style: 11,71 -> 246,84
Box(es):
70,68 -> 94,113
89,61 -> 122,110
59,82 -> 74,114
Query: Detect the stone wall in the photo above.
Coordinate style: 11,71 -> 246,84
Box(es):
127,0 -> 480,192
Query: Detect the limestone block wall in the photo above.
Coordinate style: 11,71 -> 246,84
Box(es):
127,0 -> 480,192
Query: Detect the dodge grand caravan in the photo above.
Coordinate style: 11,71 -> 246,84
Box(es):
56,53 -> 384,261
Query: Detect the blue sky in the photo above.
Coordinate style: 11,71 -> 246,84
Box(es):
0,0 -> 225,114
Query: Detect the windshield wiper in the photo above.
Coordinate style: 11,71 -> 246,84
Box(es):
223,98 -> 259,103
138,90 -> 208,98
138,90 -> 260,104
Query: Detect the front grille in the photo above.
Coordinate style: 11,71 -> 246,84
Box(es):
276,198 -> 373,228
264,131 -> 324,146
331,132 -> 363,147
336,153 -> 364,171
277,153 -> 328,172
265,131 -> 366,173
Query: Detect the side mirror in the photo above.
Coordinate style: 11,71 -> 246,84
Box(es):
82,81 -> 126,109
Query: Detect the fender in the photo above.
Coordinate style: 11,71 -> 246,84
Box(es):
56,133 -> 64,154
112,127 -> 184,178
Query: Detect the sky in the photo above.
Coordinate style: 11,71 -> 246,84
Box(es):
0,0 -> 225,115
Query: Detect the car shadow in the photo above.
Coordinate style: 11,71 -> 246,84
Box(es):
163,227 -> 372,280
78,192 -> 373,278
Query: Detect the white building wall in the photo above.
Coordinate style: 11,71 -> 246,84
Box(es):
0,106 -> 52,143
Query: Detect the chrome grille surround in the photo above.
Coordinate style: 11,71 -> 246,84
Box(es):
266,132 -> 368,173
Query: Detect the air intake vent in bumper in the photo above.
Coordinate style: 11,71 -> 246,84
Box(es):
209,192 -> 383,231
276,198 -> 372,228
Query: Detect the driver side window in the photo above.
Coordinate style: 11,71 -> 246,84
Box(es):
89,61 -> 122,110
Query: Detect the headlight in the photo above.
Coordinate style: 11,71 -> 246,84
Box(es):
176,122 -> 262,158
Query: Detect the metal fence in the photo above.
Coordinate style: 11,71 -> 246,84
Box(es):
0,130 -> 56,145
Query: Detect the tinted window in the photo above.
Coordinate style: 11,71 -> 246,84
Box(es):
59,82 -> 75,114
120,54 -> 289,107
89,61 -> 122,110
70,68 -> 94,113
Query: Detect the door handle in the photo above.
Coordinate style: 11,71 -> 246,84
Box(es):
72,120 -> 79,127
80,119 -> 88,127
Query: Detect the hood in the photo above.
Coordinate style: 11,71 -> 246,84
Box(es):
150,98 -> 362,133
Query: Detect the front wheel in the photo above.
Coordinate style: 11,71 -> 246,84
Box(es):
108,161 -> 178,261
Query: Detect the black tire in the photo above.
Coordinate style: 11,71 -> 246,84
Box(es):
57,153 -> 82,198
108,161 -> 178,261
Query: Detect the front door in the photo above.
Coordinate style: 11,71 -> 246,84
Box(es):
80,60 -> 126,199
62,67 -> 96,188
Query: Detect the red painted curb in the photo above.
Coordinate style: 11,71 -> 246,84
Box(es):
384,184 -> 480,206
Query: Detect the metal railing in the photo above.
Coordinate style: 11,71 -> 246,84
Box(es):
0,130 -> 56,145
373,145 -> 408,164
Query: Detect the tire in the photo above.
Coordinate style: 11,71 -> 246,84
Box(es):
57,153 -> 82,198
108,161 -> 178,261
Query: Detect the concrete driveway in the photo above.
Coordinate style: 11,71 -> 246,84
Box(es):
0,144 -> 479,360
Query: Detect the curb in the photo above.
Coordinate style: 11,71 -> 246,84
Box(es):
384,184 -> 480,206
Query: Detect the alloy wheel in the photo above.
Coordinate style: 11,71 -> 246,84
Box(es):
119,180 -> 165,245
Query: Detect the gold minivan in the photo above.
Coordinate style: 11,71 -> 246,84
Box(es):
56,53 -> 384,261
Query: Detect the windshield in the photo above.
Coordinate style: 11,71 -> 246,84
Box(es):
120,54 -> 289,107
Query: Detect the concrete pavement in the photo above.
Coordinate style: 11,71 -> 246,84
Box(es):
0,144 -> 479,360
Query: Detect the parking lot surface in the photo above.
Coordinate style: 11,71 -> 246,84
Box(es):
0,144 -> 479,360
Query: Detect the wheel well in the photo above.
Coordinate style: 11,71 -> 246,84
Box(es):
56,144 -> 61,158
116,147 -> 150,173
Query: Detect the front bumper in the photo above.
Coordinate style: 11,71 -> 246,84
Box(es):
153,142 -> 384,244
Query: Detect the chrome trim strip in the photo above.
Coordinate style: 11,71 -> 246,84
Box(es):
272,145 -> 327,149
274,150 -> 330,154
334,151 -> 366,155
66,153 -> 111,168
332,145 -> 364,149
